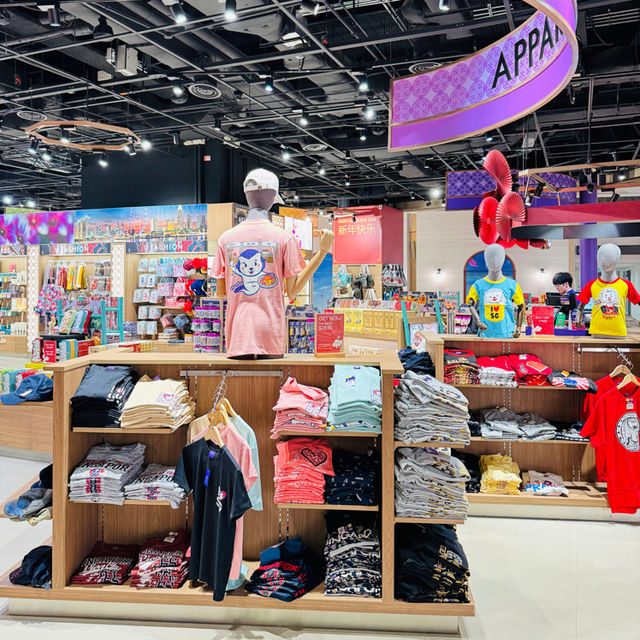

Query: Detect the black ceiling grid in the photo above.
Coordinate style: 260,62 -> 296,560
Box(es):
0,0 -> 637,210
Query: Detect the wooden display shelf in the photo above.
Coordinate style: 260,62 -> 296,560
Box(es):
394,440 -> 468,449
395,516 -> 466,525
455,384 -> 581,391
72,423 -> 185,434
277,503 -> 378,512
470,436 -> 588,445
0,475 -> 40,518
467,482 -> 608,508
278,430 -> 379,438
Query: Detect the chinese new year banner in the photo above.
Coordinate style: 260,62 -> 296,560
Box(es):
333,215 -> 382,264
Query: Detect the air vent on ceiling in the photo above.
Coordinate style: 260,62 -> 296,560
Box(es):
408,61 -> 442,75
16,110 -> 47,121
187,82 -> 222,100
302,142 -> 327,152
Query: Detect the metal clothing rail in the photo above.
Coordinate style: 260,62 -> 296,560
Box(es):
577,347 -> 640,353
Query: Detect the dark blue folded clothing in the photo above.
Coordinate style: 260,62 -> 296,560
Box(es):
398,348 -> 435,375
10,545 -> 52,589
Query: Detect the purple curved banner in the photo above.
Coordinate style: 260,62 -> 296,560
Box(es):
389,0 -> 578,151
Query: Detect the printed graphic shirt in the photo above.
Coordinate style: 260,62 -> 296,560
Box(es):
577,277 -> 640,337
581,386 -> 640,514
174,439 -> 251,600
467,276 -> 524,339
212,219 -> 306,356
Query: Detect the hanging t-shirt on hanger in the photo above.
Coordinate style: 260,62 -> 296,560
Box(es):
581,386 -> 640,514
212,219 -> 306,356
577,277 -> 640,337
174,439 -> 252,601
466,276 -> 524,339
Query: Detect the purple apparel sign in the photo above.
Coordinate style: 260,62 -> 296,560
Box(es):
389,0 -> 579,150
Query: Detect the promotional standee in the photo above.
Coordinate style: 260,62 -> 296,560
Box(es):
577,243 -> 640,338
213,169 -> 334,357
466,244 -> 525,339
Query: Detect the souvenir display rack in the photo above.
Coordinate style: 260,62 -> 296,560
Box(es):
0,350 -> 475,622
425,333 -> 640,515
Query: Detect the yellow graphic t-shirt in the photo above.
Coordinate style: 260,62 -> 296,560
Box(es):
578,277 -> 640,337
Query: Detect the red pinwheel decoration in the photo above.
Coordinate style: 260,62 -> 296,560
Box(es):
470,149 -> 546,250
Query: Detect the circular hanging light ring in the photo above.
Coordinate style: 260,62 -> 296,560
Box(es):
24,119 -> 142,152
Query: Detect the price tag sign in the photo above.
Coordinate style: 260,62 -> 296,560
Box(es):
315,312 -> 345,358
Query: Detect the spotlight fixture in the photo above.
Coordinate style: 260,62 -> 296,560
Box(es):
511,178 -> 520,192
317,163 -> 326,176
435,268 -> 444,277
361,102 -> 375,121
224,0 -> 237,20
40,147 -> 52,162
485,131 -> 494,143
299,110 -> 309,127
301,0 -> 321,16
171,133 -> 180,145
425,198 -> 431,206
439,0 -> 450,11
126,144 -> 137,156
358,74 -> 369,93
344,150 -> 351,159
430,187 -> 442,199
170,0 -> 187,24
213,118 -> 222,131
358,127 -> 367,142
140,139 -> 152,151
587,180 -> 594,194
26,198 -> 36,209
610,191 -> 620,203
618,169 -> 627,181
352,213 -> 356,222
98,153 -> 109,168
345,176 -> 350,187
172,82 -> 185,97
533,182 -> 544,199
28,137 -> 40,155
1,194 -> 13,205
524,194 -> 532,206
410,191 -> 415,200
264,74 -> 274,93
59,127 -> 70,144
48,0 -> 61,27
281,147 -> 291,161
294,193 -> 299,201
93,15 -> 113,38
318,208 -> 325,215
567,84 -> 576,105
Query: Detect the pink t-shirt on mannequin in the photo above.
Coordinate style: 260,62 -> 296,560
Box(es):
212,219 -> 306,356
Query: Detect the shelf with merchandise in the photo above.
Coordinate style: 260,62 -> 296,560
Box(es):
276,502 -> 378,512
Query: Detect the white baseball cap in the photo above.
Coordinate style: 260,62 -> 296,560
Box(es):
243,168 -> 284,205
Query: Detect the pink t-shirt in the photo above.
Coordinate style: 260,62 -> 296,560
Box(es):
212,219 -> 306,356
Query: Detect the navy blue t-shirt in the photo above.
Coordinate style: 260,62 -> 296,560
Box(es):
174,439 -> 251,601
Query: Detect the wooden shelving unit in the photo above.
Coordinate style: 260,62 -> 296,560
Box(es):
277,503 -> 378,512
394,440 -> 468,449
0,350 -> 475,620
395,516 -> 465,525
277,430 -> 379,438
424,333 -> 640,518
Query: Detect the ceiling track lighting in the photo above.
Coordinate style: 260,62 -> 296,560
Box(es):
410,191 -> 416,200
264,74 -> 275,93
610,191 -> 620,203
213,117 -> 222,131
224,0 -> 237,21
28,137 -> 40,155
293,193 -> 299,201
170,0 -> 187,24
533,182 -> 544,199
171,133 -> 180,145
586,181 -> 595,194
345,176 -> 351,187
618,169 -> 627,181
317,163 -> 325,176
358,73 -> 369,93
361,102 -> 375,121
26,199 -> 36,209
281,147 -> 291,161
98,153 -> 109,168
357,127 -> 367,142
524,194 -> 532,206
127,144 -> 137,156
299,110 -> 309,127
172,81 -> 185,97
48,0 -> 61,27
140,139 -> 152,151
301,0 -> 321,16
439,0 -> 450,11
59,127 -> 70,144
485,131 -> 494,143
41,147 -> 52,162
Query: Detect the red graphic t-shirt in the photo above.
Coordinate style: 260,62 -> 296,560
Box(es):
581,386 -> 640,513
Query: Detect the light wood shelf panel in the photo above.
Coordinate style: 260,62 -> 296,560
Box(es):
470,437 -> 587,445
394,440 -> 468,449
0,475 -> 40,519
276,503 -> 378,512
277,430 -> 379,438
468,482 -> 608,508
71,425 -> 183,434
455,384 -> 581,391
395,516 -> 466,525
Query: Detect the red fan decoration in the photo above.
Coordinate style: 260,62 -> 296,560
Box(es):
496,191 -> 526,241
483,150 -> 512,200
478,197 -> 499,244
530,239 -> 549,249
472,206 -> 481,238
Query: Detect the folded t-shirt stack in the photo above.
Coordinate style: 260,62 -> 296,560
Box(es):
395,447 -> 469,519
508,353 -> 552,386
273,437 -> 334,504
398,347 -> 435,375
123,464 -> 186,508
9,545 -> 52,589
245,536 -> 324,602
395,371 -> 471,445
271,377 -> 329,438
554,422 -> 589,442
70,541 -> 140,584
476,356 -> 517,387
69,442 -> 145,505
327,364 -> 382,433
478,406 -> 523,439
324,520 -> 381,598
130,530 -> 189,588
120,376 -> 195,430
71,364 -> 139,428
516,412 -> 557,441
395,523 -> 470,603
522,470 -> 569,496
548,370 -> 597,392
480,453 -> 521,494
325,448 -> 379,506
443,349 -> 479,385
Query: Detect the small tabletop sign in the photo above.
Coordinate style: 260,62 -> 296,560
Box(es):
315,312 -> 345,357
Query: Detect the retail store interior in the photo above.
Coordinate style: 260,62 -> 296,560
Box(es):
0,1 -> 640,639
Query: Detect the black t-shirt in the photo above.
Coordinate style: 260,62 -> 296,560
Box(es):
174,439 -> 251,601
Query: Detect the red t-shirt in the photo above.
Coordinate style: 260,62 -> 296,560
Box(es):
581,386 -> 640,513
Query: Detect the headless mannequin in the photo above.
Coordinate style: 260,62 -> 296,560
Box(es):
576,243 -> 623,333
468,244 -> 524,338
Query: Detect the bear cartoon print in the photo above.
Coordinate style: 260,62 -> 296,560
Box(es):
483,288 -> 507,323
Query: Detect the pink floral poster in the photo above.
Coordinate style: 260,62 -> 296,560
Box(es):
0,211 -> 74,245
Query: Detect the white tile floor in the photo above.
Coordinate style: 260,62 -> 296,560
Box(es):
0,455 -> 639,640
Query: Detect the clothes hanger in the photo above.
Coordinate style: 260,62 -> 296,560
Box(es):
206,406 -> 228,447
617,372 -> 640,390
610,364 -> 631,379
217,397 -> 237,418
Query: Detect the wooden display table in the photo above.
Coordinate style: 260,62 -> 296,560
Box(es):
0,400 -> 53,455
0,351 -> 475,629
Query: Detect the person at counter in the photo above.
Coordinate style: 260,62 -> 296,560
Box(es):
552,272 -> 577,323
